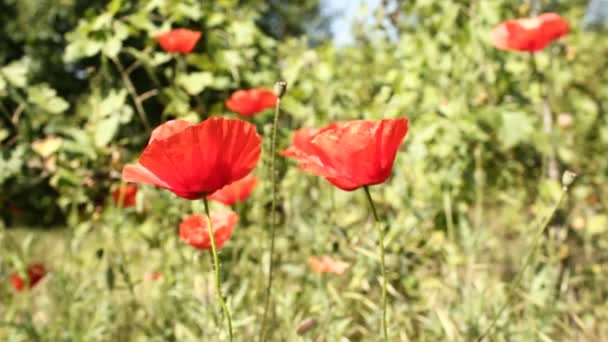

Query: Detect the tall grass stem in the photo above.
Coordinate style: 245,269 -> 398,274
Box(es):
260,81 -> 287,341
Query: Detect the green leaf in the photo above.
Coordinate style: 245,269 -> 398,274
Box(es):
94,115 -> 121,147
64,38 -> 104,63
230,21 -> 256,46
27,84 -> 69,114
0,128 -> 8,141
31,136 -> 63,158
98,89 -> 128,118
107,0 -> 123,14
1,60 -> 28,88
588,215 -> 608,235
58,128 -> 97,159
499,111 -> 534,149
176,72 -> 214,95
0,145 -> 25,184
206,12 -> 226,27
102,36 -> 123,58
0,76 -> 6,96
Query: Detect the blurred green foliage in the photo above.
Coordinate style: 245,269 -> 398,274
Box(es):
2,0 -> 608,340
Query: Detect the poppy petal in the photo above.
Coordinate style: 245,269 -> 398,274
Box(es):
150,119 -> 195,143
122,163 -> 172,190
225,88 -> 277,116
179,211 -> 239,250
491,13 -> 569,52
125,117 -> 261,199
208,174 -> 259,205
155,29 -> 202,54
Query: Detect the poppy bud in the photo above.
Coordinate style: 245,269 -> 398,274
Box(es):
274,81 -> 287,98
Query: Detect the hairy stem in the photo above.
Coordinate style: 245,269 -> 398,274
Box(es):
260,82 -> 285,341
363,186 -> 389,342
530,53 -> 558,181
203,198 -> 233,341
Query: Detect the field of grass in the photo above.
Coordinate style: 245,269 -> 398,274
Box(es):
2,1 -> 608,341
3,169 -> 608,341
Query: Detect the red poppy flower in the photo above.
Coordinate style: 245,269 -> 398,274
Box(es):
491,13 -> 569,52
11,263 -> 47,291
281,118 -> 409,191
122,117 -> 262,200
155,28 -> 202,54
146,271 -> 162,281
225,88 -> 277,117
179,211 -> 239,250
112,183 -> 138,208
309,256 -> 349,275
207,174 -> 258,206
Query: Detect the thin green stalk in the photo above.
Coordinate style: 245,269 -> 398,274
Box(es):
530,53 -> 558,181
443,189 -> 455,241
363,186 -> 389,342
260,81 -> 286,342
474,144 -> 484,229
203,198 -> 233,341
110,198 -> 145,316
476,174 -> 574,341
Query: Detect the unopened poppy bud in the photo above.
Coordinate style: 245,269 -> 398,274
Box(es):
562,170 -> 577,188
296,317 -> 318,335
274,81 -> 287,98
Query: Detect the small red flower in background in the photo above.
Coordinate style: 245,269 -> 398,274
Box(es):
491,13 -> 569,52
155,28 -> 202,54
11,263 -> 47,291
179,211 -> 239,250
207,174 -> 258,206
146,271 -> 162,281
281,118 -> 409,191
309,256 -> 349,275
112,183 -> 138,208
558,113 -> 574,128
122,117 -> 262,200
225,89 -> 277,117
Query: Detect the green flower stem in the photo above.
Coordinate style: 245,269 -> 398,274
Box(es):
363,185 -> 389,342
530,52 -> 558,181
476,178 -> 573,342
260,83 -> 284,342
203,197 -> 234,341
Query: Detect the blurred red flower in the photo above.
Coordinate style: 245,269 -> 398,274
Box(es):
112,183 -> 138,208
122,118 -> 262,200
11,263 -> 47,291
225,89 -> 277,117
146,271 -> 162,281
558,113 -> 574,128
155,28 -> 202,54
281,118 -> 409,191
491,13 -> 569,52
180,211 -> 239,250
207,174 -> 258,206
309,256 -> 349,275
